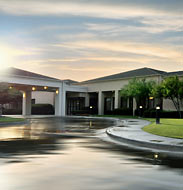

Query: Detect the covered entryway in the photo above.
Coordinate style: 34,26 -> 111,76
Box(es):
0,68 -> 87,116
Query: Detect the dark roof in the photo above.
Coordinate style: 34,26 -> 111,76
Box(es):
81,67 -> 167,84
63,79 -> 78,85
2,67 -> 61,81
166,71 -> 183,76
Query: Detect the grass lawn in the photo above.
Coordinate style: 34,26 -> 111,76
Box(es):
0,116 -> 25,124
143,118 -> 183,139
96,115 -> 183,139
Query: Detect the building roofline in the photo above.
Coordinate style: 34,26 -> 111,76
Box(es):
78,67 -> 166,85
1,67 -> 62,83
78,73 -> 163,85
5,73 -> 63,83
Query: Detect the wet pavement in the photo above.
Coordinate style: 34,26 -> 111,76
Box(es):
106,119 -> 183,153
0,117 -> 183,190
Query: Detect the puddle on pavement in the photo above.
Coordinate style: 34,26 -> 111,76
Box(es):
0,117 -> 183,190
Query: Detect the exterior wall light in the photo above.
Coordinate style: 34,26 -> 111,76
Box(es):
56,90 -> 59,94
44,86 -> 48,90
89,106 -> 93,115
32,87 -> 36,91
23,92 -> 26,98
154,153 -> 158,159
156,106 -> 160,110
149,97 -> 154,100
139,106 -> 143,117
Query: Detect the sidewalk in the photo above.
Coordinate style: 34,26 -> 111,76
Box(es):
106,119 -> 183,152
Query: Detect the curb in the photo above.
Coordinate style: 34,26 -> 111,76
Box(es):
106,127 -> 183,152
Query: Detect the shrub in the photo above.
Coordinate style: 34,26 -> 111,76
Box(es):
143,109 -> 183,118
105,108 -> 133,116
2,108 -> 22,115
32,104 -> 54,115
72,106 -> 98,115
113,108 -> 133,115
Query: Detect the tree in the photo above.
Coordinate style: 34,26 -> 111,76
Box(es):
0,84 -> 22,116
156,76 -> 183,118
120,78 -> 156,109
151,84 -> 164,107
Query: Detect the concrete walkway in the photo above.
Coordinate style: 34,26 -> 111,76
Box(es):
106,119 -> 183,152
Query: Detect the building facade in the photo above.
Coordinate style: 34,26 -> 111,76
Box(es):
0,67 -> 182,116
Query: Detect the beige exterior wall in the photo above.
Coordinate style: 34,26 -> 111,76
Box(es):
78,75 -> 163,114
29,74 -> 182,114
163,99 -> 177,111
82,75 -> 162,92
32,91 -> 55,105
66,92 -> 87,98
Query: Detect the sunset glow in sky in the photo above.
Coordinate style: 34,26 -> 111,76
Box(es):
0,0 -> 183,81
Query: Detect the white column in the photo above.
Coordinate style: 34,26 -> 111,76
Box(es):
22,91 -> 32,116
55,87 -> 62,116
61,89 -> 66,116
85,93 -> 90,107
133,98 -> 136,116
98,91 -> 104,115
114,90 -> 119,109
55,82 -> 66,117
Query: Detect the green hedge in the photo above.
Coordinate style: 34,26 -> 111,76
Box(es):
72,106 -> 98,115
105,108 -> 133,116
32,104 -> 54,115
2,109 -> 22,115
143,109 -> 183,118
2,104 -> 55,115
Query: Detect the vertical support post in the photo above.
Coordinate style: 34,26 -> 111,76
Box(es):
127,98 -> 129,108
22,91 -> 32,116
133,98 -> 136,116
98,91 -> 104,115
55,87 -> 62,116
61,88 -> 66,116
85,93 -> 90,107
114,90 -> 119,109
55,82 -> 66,117
156,106 -> 160,124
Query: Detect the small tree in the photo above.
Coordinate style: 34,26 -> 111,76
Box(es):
120,78 -> 156,109
159,76 -> 183,118
0,84 -> 22,116
151,84 -> 163,107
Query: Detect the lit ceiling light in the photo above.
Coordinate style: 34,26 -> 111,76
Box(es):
44,86 -> 48,90
9,86 -> 13,89
32,87 -> 36,91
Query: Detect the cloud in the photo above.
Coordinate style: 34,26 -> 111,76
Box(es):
1,0 -> 182,81
85,17 -> 183,34
19,54 -> 183,81
0,0 -> 182,19
54,40 -> 183,61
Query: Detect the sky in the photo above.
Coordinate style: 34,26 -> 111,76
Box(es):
0,0 -> 182,81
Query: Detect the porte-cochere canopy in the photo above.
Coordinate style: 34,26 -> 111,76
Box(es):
0,67 -> 88,116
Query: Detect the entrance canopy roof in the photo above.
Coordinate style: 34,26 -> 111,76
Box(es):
0,67 -> 88,93
1,67 -> 61,82
0,67 -> 63,91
